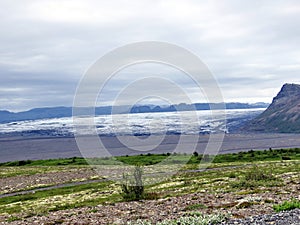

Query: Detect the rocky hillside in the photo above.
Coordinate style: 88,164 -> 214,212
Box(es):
244,83 -> 300,133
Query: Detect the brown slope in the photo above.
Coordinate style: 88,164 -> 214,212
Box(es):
244,83 -> 300,133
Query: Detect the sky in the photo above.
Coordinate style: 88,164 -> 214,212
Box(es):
1,0 -> 300,112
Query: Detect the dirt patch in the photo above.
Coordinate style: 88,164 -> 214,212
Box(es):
0,168 -> 99,194
2,179 -> 299,224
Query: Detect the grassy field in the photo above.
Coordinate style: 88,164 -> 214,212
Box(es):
1,147 -> 299,167
0,148 -> 299,223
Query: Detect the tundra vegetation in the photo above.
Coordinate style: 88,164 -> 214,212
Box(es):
0,148 -> 299,223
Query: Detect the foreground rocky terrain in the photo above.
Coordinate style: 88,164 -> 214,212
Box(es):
221,208 -> 300,225
0,157 -> 299,224
1,185 -> 299,224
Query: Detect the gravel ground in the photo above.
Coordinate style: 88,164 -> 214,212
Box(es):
1,189 -> 299,224
220,208 -> 300,225
2,133 -> 300,163
0,168 -> 99,194
0,164 -> 299,224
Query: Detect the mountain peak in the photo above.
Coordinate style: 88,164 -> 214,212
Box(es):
244,83 -> 300,133
275,83 -> 300,99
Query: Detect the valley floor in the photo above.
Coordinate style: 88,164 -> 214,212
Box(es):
2,133 -> 300,163
0,151 -> 299,224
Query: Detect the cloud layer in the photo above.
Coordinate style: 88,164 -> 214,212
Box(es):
1,0 -> 300,111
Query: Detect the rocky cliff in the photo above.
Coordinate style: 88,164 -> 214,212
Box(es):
244,83 -> 300,133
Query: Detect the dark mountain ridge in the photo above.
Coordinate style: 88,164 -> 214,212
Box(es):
243,83 -> 300,133
0,102 -> 268,124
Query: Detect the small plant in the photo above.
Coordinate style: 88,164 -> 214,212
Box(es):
230,165 -> 279,189
121,166 -> 145,201
185,203 -> 207,211
228,172 -> 237,178
281,156 -> 291,160
6,216 -> 21,222
143,192 -> 160,200
203,154 -> 210,162
273,199 -> 300,212
88,208 -> 98,213
244,165 -> 275,181
264,199 -> 274,204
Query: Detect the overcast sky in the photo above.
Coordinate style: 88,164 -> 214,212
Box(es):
1,0 -> 300,112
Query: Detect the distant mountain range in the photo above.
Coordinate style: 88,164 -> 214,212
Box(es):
243,83 -> 300,133
0,102 -> 268,123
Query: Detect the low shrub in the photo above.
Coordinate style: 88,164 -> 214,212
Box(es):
273,199 -> 300,212
185,203 -> 207,211
244,166 -> 276,181
231,165 -> 279,189
281,156 -> 291,160
228,172 -> 237,178
121,166 -> 145,201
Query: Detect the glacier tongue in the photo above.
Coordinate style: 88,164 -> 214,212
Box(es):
0,109 -> 264,137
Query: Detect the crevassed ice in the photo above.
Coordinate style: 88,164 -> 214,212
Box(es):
0,108 -> 265,136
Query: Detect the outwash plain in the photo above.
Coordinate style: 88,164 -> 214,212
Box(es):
0,133 -> 299,224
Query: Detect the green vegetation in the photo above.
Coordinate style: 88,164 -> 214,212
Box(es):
118,154 -> 170,166
0,157 -> 115,167
273,199 -> 300,212
211,148 -> 300,163
185,203 -> 208,211
231,165 -> 282,189
0,181 -> 118,215
1,148 -> 299,167
0,148 -> 299,222
243,165 -> 275,181
2,157 -> 296,219
121,166 -> 145,201
0,166 -> 69,178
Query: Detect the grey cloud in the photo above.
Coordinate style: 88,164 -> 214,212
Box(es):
0,0 -> 300,111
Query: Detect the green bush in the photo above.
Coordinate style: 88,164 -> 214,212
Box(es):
185,203 -> 207,211
228,172 -> 237,178
273,199 -> 300,212
231,165 -> 279,189
281,156 -> 291,160
121,166 -> 145,201
244,166 -> 275,181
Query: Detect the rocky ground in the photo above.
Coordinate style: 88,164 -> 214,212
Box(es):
221,208 -> 300,225
1,183 -> 299,224
0,162 -> 299,224
0,167 -> 99,195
